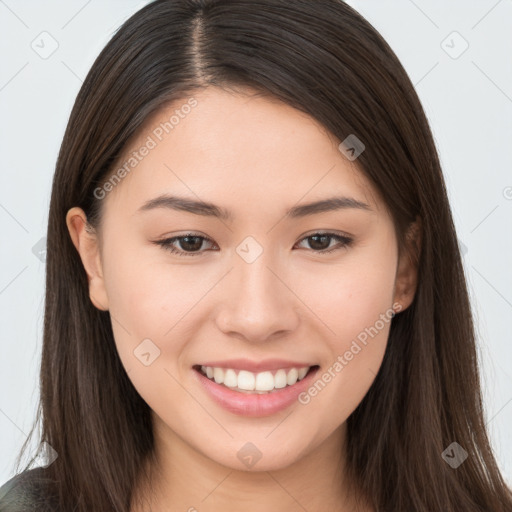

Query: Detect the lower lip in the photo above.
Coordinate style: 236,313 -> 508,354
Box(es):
193,366 -> 320,417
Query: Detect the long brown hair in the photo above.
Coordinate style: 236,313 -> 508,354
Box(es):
11,0 -> 512,510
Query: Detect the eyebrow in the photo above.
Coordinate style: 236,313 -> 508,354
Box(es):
136,194 -> 372,221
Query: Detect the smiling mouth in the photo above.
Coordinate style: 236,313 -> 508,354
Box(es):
193,364 -> 319,394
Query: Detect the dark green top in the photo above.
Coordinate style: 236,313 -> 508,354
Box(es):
0,467 -> 59,511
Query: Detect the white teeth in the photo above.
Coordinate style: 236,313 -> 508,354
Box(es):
198,365 -> 312,393
286,368 -> 299,385
274,369 -> 288,389
223,369 -> 238,388
255,371 -> 274,391
298,367 -> 309,380
237,370 -> 255,390
213,367 -> 224,384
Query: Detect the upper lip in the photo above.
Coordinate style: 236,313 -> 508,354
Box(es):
195,359 -> 317,373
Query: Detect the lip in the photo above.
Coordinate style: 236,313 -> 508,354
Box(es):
196,358 -> 315,373
193,365 -> 320,417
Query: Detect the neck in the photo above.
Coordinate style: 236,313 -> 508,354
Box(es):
130,417 -> 373,512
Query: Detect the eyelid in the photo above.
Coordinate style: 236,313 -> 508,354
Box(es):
294,231 -> 353,254
152,232 -> 216,257
299,228 -> 353,240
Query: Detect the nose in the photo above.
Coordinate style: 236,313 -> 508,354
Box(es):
215,251 -> 300,343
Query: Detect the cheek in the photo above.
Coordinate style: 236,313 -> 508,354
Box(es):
102,240 -> 226,382
103,239 -> 204,334
295,241 -> 396,410
298,240 -> 396,339
103,250 -> 198,409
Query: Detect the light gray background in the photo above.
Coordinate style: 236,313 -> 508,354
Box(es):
1,0 -> 511,486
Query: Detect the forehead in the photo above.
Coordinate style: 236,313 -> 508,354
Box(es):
101,86 -> 383,219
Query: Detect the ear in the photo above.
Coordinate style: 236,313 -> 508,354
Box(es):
393,217 -> 422,313
66,207 -> 109,311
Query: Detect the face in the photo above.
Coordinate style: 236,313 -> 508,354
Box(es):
67,86 -> 416,473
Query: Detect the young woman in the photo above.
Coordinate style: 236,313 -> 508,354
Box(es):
1,0 -> 510,511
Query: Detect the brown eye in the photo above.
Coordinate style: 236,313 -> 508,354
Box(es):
295,232 -> 353,253
154,234 -> 216,256
153,231 -> 353,257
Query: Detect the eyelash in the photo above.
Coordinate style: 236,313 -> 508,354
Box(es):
153,231 -> 354,257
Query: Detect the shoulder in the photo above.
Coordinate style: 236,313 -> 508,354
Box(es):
0,467 -> 60,512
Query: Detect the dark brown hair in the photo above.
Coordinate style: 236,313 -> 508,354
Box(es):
10,0 -> 512,510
